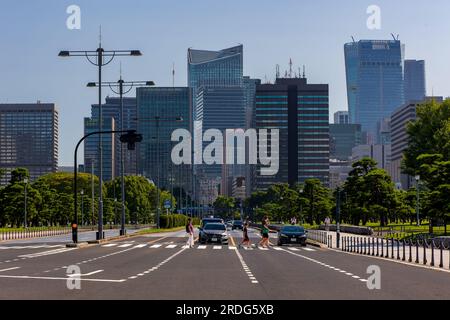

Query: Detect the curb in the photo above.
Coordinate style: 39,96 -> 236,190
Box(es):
306,239 -> 328,249
66,242 -> 90,248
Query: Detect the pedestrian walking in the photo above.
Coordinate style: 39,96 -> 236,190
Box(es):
258,216 -> 270,248
186,218 -> 194,248
239,222 -> 251,249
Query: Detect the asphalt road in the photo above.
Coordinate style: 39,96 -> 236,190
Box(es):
0,228 -> 449,300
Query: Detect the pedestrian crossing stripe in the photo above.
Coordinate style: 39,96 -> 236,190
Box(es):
99,243 -> 316,252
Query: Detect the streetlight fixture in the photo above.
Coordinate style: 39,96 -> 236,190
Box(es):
23,178 -> 28,229
59,41 -> 142,241
87,78 -> 154,236
135,116 -> 184,228
415,175 -> 421,226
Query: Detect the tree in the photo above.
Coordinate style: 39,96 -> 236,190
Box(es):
403,99 -> 450,175
302,179 -> 332,225
343,158 -> 397,226
213,196 -> 235,218
10,168 -> 30,184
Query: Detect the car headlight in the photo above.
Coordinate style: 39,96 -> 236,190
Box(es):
281,234 -> 288,238
222,233 -> 228,237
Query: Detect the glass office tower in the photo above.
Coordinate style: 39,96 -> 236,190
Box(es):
137,87 -> 192,195
345,40 -> 405,143
0,103 -> 58,185
404,60 -> 426,102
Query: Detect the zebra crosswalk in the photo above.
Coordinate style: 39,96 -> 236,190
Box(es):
100,242 -> 317,252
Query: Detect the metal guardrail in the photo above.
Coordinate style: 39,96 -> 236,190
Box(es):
0,224 -> 155,241
342,235 -> 450,270
307,230 -> 333,248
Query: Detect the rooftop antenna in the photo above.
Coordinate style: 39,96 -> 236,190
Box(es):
351,36 -> 356,43
391,33 -> 397,41
302,65 -> 306,78
298,68 -> 301,79
284,70 -> 288,78
289,58 -> 293,78
172,63 -> 175,88
119,61 -> 122,80
99,25 -> 102,47
276,64 -> 280,79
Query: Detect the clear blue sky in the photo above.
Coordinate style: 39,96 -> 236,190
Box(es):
1,0 -> 449,166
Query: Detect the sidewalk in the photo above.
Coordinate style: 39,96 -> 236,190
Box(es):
322,230 -> 450,271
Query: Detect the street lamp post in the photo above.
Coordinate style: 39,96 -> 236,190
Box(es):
80,189 -> 84,226
415,175 -> 421,226
336,187 -> 341,249
59,44 -> 142,240
24,178 -> 28,229
87,79 -> 154,236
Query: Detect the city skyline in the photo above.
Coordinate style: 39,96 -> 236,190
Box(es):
1,1 -> 450,166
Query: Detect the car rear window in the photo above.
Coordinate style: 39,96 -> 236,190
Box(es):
282,226 -> 304,233
204,224 -> 226,231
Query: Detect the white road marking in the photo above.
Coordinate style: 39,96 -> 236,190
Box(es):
213,246 -> 222,250
118,244 -> 133,248
150,244 -> 162,248
68,270 -> 104,277
0,267 -> 20,273
302,247 -> 316,252
198,246 -> 207,250
287,248 -> 300,251
232,243 -> 259,285
18,248 -> 76,258
134,244 -> 147,248
229,246 -> 237,250
102,244 -> 118,247
258,247 -> 269,251
0,275 -> 125,283
272,247 -> 283,251
166,245 -> 177,249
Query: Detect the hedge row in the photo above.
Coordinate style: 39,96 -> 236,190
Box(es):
159,214 -> 200,229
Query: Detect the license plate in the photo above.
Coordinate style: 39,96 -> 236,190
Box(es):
212,238 -> 218,242
291,238 -> 297,242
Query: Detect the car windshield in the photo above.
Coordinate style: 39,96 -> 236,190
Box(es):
204,223 -> 226,231
202,219 -> 222,226
233,221 -> 243,225
282,226 -> 304,233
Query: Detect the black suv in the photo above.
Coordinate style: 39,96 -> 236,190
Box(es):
232,220 -> 244,230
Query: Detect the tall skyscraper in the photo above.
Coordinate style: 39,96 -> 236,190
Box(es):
345,39 -> 405,143
136,87 -> 192,195
188,45 -> 248,200
0,103 -> 59,185
88,97 -> 138,177
329,124 -> 362,161
255,77 -> 329,189
334,111 -> 350,124
404,60 -> 426,102
84,117 -> 116,182
195,86 -> 246,187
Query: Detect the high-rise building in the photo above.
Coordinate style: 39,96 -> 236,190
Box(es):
136,87 -> 192,195
334,111 -> 350,124
195,87 -> 246,189
352,144 -> 391,170
243,77 -> 261,197
188,45 -> 243,101
188,45 -> 247,201
345,39 -> 405,143
404,60 -> 426,103
90,97 -> 138,176
84,117 -> 116,182
0,103 -> 58,185
390,96 -> 443,189
329,124 -> 362,161
255,77 -> 329,190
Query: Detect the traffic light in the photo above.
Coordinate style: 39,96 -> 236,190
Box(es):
120,130 -> 143,150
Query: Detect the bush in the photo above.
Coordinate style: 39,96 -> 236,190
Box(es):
159,214 -> 194,229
